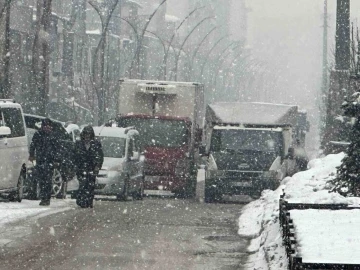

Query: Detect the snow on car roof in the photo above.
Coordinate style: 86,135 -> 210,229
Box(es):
207,102 -> 298,126
93,126 -> 138,138
0,100 -> 22,109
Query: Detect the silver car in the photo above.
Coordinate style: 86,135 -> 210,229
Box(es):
81,126 -> 145,200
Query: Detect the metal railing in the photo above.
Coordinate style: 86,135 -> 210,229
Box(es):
279,193 -> 360,270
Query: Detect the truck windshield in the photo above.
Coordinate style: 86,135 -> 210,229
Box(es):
211,129 -> 283,155
97,136 -> 126,158
118,118 -> 188,148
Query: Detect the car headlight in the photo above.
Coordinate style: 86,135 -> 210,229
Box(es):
175,160 -> 189,177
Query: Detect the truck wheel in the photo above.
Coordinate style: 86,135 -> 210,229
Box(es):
204,188 -> 215,203
9,173 -> 24,202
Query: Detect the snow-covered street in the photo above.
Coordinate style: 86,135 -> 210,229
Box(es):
0,197 -> 249,270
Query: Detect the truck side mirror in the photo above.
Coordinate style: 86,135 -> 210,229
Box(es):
199,145 -> 207,156
0,126 -> 11,136
195,128 -> 202,142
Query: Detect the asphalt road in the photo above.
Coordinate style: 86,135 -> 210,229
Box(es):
0,197 -> 250,270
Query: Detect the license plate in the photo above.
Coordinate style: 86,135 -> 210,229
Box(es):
145,176 -> 161,182
232,181 -> 252,187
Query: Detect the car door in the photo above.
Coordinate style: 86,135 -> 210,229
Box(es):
127,136 -> 142,192
2,107 -> 27,189
0,109 -> 11,189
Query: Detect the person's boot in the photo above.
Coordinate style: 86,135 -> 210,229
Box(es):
39,200 -> 50,206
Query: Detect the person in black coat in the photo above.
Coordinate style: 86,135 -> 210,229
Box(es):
29,118 -> 61,206
74,125 -> 103,208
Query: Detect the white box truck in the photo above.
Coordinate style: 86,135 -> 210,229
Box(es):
202,102 -> 307,202
117,79 -> 204,197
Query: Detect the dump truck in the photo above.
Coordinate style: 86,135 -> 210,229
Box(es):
202,102 -> 307,202
116,79 -> 204,197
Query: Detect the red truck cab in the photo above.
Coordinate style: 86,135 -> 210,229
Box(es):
118,114 -> 196,197
117,80 -> 205,197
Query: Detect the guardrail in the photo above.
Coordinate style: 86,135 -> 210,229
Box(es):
279,193 -> 360,270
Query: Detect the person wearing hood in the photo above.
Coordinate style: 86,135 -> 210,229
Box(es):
29,118 -> 61,206
74,125 -> 104,208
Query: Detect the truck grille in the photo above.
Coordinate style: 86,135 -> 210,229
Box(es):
225,171 -> 262,179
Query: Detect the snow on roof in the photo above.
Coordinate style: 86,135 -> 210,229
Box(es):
93,126 -> 138,138
291,209 -> 360,264
165,14 -> 180,23
207,102 -> 298,126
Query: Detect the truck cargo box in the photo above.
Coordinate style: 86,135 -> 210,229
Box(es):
206,102 -> 299,127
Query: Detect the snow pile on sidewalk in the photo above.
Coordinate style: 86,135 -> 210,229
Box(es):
238,153 -> 360,270
0,199 -> 73,226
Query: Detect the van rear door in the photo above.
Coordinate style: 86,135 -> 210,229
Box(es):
2,107 -> 27,189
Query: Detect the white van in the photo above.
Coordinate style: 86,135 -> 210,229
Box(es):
93,126 -> 144,200
0,100 -> 27,202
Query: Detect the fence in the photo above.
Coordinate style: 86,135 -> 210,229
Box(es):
279,193 -> 360,270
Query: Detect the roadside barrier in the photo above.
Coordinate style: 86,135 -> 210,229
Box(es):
279,193 -> 360,270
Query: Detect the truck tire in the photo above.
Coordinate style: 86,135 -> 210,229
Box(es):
204,186 -> 220,203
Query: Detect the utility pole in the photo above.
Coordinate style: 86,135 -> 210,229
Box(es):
320,0 -> 328,136
322,0 -> 350,154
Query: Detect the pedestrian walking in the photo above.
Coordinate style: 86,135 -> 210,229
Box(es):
29,118 -> 60,206
74,125 -> 103,208
279,147 -> 299,179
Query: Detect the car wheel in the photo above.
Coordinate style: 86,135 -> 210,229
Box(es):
117,177 -> 129,201
9,173 -> 24,202
133,177 -> 144,200
70,191 -> 77,199
29,180 -> 41,200
56,181 -> 67,199
52,169 -> 63,197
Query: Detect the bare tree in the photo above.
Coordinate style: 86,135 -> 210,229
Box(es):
0,0 -> 11,99
88,0 -> 119,124
29,0 -> 52,115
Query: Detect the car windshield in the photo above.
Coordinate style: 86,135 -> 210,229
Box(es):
211,129 -> 283,156
118,118 -> 189,148
97,136 -> 126,158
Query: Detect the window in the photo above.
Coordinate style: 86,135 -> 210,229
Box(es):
2,108 -> 25,138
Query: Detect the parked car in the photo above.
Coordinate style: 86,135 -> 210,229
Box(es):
0,100 -> 27,202
68,126 -> 145,200
23,114 -> 76,199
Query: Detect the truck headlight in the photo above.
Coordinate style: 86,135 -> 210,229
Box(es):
205,170 -> 226,179
263,170 -> 277,179
175,160 -> 189,177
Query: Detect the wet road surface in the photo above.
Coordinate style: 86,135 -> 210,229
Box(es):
0,197 -> 250,270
